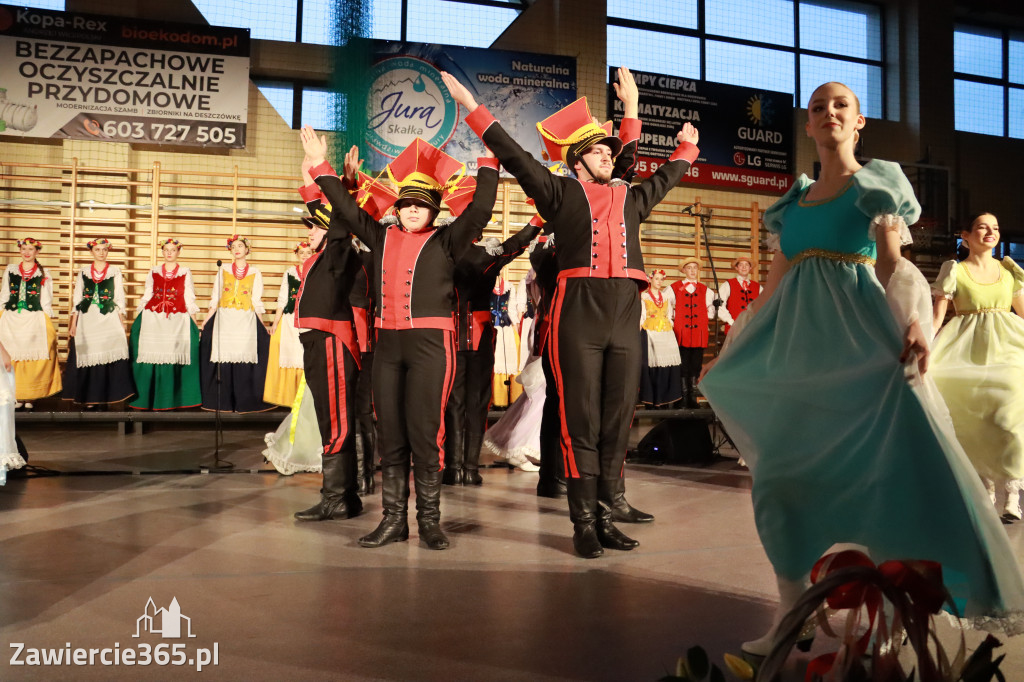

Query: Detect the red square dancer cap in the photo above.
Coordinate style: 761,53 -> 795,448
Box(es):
442,174 -> 477,218
354,170 -> 400,222
536,97 -> 622,167
387,138 -> 466,213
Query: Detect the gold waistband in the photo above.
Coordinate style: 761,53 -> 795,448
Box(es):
955,307 -> 1010,316
790,249 -> 876,267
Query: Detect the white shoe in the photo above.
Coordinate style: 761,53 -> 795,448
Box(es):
507,452 -> 540,472
741,576 -> 812,657
1003,480 -> 1022,522
24,402 -> 33,411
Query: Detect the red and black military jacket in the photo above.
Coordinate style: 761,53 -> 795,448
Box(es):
465,107 -> 698,292
312,158 -> 498,332
453,217 -> 542,351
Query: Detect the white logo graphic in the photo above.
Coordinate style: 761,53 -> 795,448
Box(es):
134,597 -> 196,639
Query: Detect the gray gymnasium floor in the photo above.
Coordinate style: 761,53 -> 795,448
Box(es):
1,419 -> 1022,681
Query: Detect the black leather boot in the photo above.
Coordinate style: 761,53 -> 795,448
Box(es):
361,421 -> 377,495
684,376 -> 699,409
294,452 -> 362,521
597,479 -> 639,550
414,468 -> 449,550
358,464 -> 409,547
567,477 -> 603,558
355,433 -> 370,496
442,424 -> 465,486
463,430 -> 484,486
610,476 -> 655,523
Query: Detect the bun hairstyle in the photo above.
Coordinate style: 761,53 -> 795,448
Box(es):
965,211 -> 997,232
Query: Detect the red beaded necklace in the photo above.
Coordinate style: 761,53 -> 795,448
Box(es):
231,262 -> 249,280
18,261 -> 38,279
90,262 -> 109,283
649,286 -> 665,307
161,263 -> 180,278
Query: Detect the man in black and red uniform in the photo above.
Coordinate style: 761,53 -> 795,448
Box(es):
291,149 -> 369,522
445,215 -> 543,486
307,130 -> 498,550
442,69 -> 699,558
671,256 -> 715,409
348,239 -> 378,494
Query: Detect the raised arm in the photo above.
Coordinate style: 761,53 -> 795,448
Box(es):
629,123 -> 700,219
446,156 -> 499,261
300,126 -> 384,250
441,72 -> 565,219
612,66 -> 641,181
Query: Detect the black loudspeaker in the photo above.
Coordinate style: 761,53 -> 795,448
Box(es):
635,418 -> 714,466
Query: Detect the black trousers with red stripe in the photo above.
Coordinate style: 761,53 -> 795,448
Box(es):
444,345 -> 495,467
300,330 -> 358,460
549,278 -> 642,480
374,328 -> 456,473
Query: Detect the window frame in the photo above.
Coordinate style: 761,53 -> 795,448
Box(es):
607,0 -> 887,118
953,22 -> 1024,138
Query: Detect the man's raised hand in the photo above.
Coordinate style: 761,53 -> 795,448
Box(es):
677,122 -> 699,146
300,124 -> 327,166
612,66 -> 639,119
440,72 -> 478,113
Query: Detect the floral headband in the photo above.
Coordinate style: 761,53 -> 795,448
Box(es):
160,238 -> 182,249
226,234 -> 250,251
294,241 -> 312,253
86,238 -> 111,249
649,269 -> 666,277
17,238 -> 41,250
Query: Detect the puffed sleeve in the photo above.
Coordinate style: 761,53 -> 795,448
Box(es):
41,275 -> 53,317
209,267 -> 223,310
112,266 -> 126,312
184,268 -> 199,315
137,268 -> 154,311
0,265 -> 10,309
276,267 -> 292,311
932,260 -> 958,300
1002,257 -> 1024,297
762,174 -> 812,252
71,268 -> 84,308
853,160 -> 922,246
639,292 -> 648,326
251,267 -> 265,315
664,285 -> 676,322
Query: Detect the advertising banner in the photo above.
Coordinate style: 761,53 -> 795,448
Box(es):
608,67 -> 794,193
0,4 -> 250,148
360,40 -> 576,174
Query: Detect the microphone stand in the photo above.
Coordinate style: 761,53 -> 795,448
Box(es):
682,204 -> 735,458
205,259 -> 233,473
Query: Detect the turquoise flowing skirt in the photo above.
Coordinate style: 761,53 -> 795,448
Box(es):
700,256 -> 1024,617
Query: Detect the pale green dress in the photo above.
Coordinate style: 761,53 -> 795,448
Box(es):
700,161 -> 1024,617
931,258 -> 1024,482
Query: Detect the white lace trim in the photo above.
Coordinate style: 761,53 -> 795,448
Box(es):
938,610 -> 1024,637
0,452 -> 26,471
869,214 -> 913,246
765,232 -> 781,253
261,434 -> 322,476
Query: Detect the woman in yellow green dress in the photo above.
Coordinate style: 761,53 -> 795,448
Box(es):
639,268 -> 682,406
931,211 -> 1024,522
263,241 -> 310,407
199,235 -> 272,413
0,238 -> 61,407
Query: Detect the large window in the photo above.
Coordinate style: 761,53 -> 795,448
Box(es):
954,25 -> 1024,138
608,0 -> 885,118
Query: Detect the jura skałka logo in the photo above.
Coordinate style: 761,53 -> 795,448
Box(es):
366,56 -> 458,158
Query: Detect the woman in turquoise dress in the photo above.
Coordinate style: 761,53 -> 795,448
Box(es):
700,82 -> 1024,655
931,212 -> 1024,523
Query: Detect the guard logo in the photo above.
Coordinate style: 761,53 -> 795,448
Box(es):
745,94 -> 774,127
366,56 -> 458,158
